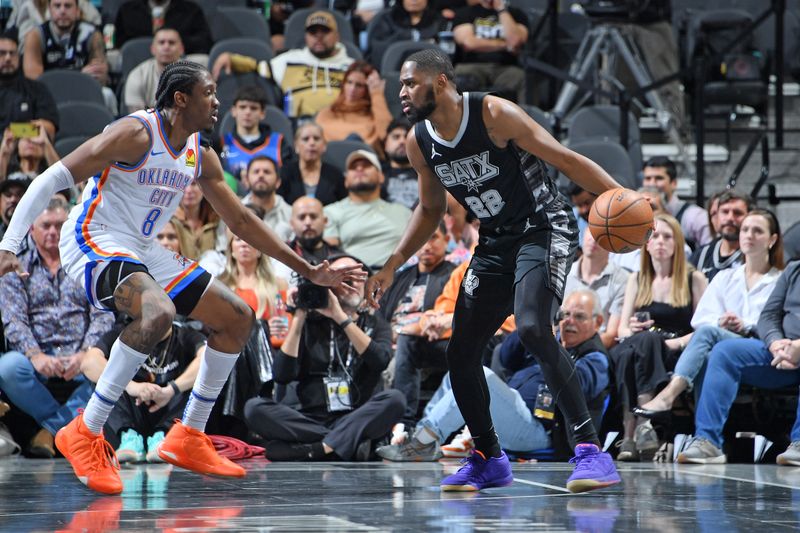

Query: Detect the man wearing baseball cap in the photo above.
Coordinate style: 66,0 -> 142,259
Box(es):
324,150 -> 412,269
211,9 -> 356,118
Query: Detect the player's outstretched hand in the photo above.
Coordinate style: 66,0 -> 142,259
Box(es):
365,267 -> 394,309
307,260 -> 367,292
0,250 -> 27,279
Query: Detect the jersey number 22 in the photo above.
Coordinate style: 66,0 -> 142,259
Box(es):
464,189 -> 505,219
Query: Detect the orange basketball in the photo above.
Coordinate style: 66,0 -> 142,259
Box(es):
588,188 -> 654,253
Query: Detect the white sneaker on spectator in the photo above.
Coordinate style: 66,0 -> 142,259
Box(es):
0,422 -> 20,457
442,427 -> 473,459
777,441 -> 800,466
676,437 -> 727,464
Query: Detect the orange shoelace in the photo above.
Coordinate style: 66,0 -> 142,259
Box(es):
88,437 -> 120,473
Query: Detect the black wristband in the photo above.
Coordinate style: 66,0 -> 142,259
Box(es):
169,380 -> 181,396
497,7 -> 508,15
338,317 -> 353,329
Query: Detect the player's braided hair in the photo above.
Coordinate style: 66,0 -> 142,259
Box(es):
154,60 -> 207,110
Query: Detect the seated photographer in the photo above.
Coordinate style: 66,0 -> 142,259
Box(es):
377,289 -> 609,461
378,221 -> 456,424
244,254 -> 404,461
610,213 -> 707,462
80,321 -> 205,463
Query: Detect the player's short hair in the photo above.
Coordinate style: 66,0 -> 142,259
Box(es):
154,60 -> 208,110
233,85 -> 268,109
405,49 -> 455,82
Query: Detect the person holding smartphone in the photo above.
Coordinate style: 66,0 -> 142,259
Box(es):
609,212 -> 707,461
0,119 -> 59,182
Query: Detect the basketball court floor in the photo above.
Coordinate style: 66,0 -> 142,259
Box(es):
1,457 -> 799,531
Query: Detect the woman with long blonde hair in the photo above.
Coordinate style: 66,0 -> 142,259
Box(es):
611,213 -> 708,461
635,208 -> 784,419
219,230 -> 289,344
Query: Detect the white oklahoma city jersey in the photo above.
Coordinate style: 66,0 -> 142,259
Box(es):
60,109 -> 204,306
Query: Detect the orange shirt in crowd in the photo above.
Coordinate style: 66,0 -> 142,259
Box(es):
419,261 -> 516,340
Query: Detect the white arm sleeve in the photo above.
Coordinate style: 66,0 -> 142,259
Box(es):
0,161 -> 75,254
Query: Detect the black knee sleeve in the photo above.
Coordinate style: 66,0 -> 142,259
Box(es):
96,261 -> 153,311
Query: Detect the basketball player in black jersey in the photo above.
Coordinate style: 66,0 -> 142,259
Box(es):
366,49 -> 622,493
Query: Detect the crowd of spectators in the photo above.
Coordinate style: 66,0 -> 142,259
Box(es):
1,0 -> 800,469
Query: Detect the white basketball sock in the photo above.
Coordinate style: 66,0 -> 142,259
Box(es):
182,345 -> 239,431
83,339 -> 148,435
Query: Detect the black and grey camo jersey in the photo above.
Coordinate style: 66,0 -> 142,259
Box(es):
413,92 -> 571,233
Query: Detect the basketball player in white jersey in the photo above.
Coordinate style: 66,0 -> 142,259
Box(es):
0,61 -> 364,495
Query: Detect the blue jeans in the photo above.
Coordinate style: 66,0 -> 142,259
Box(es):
673,325 -> 741,391
695,338 -> 800,448
418,367 -> 550,452
0,351 -> 92,435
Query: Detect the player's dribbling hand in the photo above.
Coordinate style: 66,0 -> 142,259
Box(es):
0,250 -> 27,279
365,268 -> 394,309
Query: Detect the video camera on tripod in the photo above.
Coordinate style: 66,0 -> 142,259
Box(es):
578,0 -> 670,24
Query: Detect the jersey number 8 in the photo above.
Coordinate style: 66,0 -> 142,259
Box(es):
141,208 -> 163,237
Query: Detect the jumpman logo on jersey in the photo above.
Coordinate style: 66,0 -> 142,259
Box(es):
524,218 -> 535,232
431,144 -> 442,159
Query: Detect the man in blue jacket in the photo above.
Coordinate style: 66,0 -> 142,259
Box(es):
377,288 -> 610,461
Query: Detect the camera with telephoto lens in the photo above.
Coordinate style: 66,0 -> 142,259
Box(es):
295,278 -> 329,310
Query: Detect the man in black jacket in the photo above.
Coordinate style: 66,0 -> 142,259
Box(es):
244,255 -> 404,460
378,221 -> 456,423
114,0 -> 213,55
0,32 -> 58,140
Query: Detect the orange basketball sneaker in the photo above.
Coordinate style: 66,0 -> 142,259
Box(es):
157,420 -> 246,478
55,414 -> 123,495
